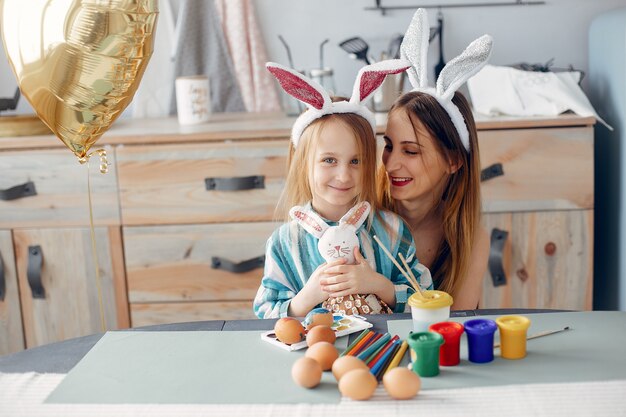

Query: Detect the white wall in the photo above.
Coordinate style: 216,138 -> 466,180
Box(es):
1,0 -> 624,114
253,0 -> 626,99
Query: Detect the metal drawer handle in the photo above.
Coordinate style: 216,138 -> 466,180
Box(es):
27,245 -> 45,299
0,249 -> 5,301
480,163 -> 504,182
211,255 -> 265,274
489,228 -> 508,287
205,175 -> 265,191
0,181 -> 37,201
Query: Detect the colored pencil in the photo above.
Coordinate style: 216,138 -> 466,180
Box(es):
346,331 -> 378,356
341,329 -> 371,356
376,341 -> 402,380
351,332 -> 382,356
384,340 -> 409,375
371,339 -> 401,377
367,335 -> 399,367
357,333 -> 391,361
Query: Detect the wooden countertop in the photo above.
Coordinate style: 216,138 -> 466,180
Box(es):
0,112 -> 596,152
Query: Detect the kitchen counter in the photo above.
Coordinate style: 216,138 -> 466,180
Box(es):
0,112 -> 595,151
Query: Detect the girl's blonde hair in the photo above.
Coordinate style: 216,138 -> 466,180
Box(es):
378,91 -> 482,297
276,110 -> 380,222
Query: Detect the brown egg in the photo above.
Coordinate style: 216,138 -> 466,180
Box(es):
331,355 -> 369,381
304,308 -> 334,329
291,357 -> 323,388
338,368 -> 378,400
274,317 -> 305,345
306,325 -> 336,347
383,367 -> 421,400
305,341 -> 338,371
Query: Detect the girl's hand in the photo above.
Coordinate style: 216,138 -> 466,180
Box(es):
320,248 -> 391,298
288,258 -> 346,316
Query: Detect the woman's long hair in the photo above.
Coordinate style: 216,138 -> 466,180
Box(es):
379,91 -> 482,297
276,111 -> 380,222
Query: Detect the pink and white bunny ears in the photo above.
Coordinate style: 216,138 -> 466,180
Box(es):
267,60 -> 410,147
401,8 -> 493,151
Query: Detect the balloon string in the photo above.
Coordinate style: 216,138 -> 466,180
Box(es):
82,150 -> 109,332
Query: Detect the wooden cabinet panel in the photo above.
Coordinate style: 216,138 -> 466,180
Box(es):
0,149 -> 120,228
0,230 -> 25,355
13,227 -> 129,348
116,141 -> 288,225
131,301 -> 256,326
125,222 -> 278,303
481,210 -> 593,310
479,126 -> 593,212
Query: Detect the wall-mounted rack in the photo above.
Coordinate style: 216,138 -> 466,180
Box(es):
366,0 -> 546,15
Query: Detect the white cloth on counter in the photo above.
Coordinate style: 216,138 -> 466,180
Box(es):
467,64 -> 611,129
1,372 -> 625,417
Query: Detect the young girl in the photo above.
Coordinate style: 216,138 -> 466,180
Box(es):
379,9 -> 493,310
253,61 -> 433,319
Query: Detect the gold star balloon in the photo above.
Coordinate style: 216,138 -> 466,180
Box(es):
0,0 -> 158,159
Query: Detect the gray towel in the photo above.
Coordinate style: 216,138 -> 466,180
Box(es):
170,0 -> 245,114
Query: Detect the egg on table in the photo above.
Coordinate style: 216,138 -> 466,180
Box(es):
291,357 -> 322,388
331,355 -> 369,381
338,368 -> 378,400
274,317 -> 305,345
305,341 -> 338,371
383,367 -> 421,400
304,308 -> 334,330
306,325 -> 336,347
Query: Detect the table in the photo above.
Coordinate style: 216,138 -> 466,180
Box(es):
0,309 -> 624,417
0,309 -> 539,373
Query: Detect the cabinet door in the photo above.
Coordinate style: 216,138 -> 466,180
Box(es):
0,230 -> 25,355
13,227 -> 129,348
481,210 -> 593,310
479,126 -> 593,212
0,148 -> 120,228
124,222 -> 279,325
117,141 -> 288,225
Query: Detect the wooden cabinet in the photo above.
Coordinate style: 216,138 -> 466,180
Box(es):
0,230 -> 24,355
478,122 -> 594,310
116,141 -> 287,324
481,211 -> 593,309
0,148 -> 128,352
0,113 -> 596,342
13,227 -> 128,347
124,222 -> 279,325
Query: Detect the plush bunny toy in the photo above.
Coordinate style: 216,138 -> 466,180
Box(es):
290,202 -> 392,315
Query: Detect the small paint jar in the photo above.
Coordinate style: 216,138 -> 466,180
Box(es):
495,315 -> 531,359
429,321 -> 465,366
464,319 -> 498,363
407,331 -> 444,377
408,290 -> 453,333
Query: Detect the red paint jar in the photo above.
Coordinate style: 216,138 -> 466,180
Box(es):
429,321 -> 465,366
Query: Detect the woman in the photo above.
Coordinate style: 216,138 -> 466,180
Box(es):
379,91 -> 489,310
378,8 -> 493,309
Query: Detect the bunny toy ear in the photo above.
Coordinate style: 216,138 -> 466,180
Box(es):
289,206 -> 328,238
350,60 -> 412,105
436,35 -> 493,102
339,201 -> 371,230
266,62 -> 331,110
400,8 -> 430,90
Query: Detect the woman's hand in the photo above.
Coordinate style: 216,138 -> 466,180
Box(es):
288,258 -> 346,316
320,248 -> 396,307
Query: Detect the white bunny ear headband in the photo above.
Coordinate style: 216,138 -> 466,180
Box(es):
401,8 -> 493,152
267,60 -> 411,147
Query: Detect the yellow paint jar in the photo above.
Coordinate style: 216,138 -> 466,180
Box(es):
495,315 -> 531,359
